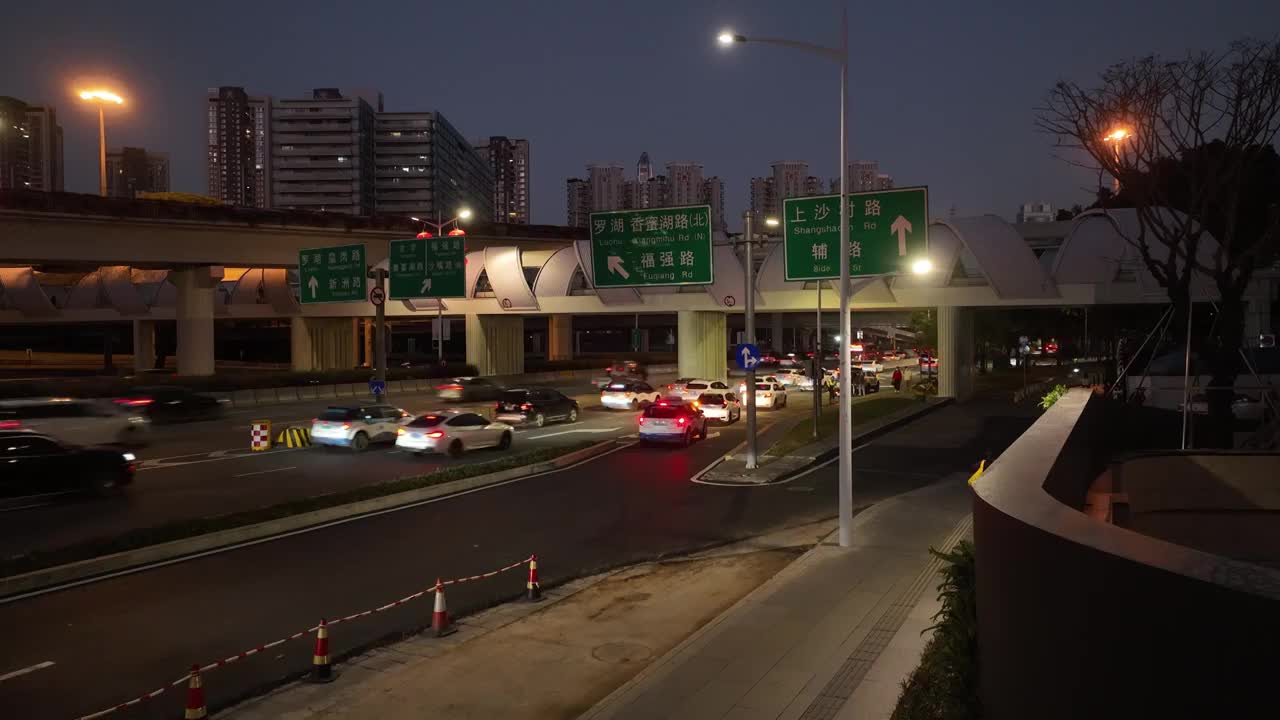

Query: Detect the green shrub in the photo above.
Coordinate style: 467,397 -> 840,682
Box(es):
891,540 -> 980,720
1039,384 -> 1069,410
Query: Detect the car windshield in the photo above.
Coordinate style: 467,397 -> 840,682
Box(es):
501,390 -> 530,403
698,393 -> 726,405
646,405 -> 690,419
686,382 -> 708,390
319,408 -> 357,421
407,415 -> 447,428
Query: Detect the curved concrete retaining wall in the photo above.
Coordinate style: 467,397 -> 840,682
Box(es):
971,389 -> 1280,719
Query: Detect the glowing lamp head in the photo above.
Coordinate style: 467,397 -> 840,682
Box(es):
1104,128 -> 1130,142
416,231 -> 434,239
911,258 -> 933,275
78,89 -> 124,104
457,208 -> 473,221
764,217 -> 780,227
717,31 -> 740,46
447,228 -> 466,236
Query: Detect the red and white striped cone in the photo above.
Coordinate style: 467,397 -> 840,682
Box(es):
184,664 -> 207,720
431,579 -> 456,637
309,618 -> 335,683
526,555 -> 543,602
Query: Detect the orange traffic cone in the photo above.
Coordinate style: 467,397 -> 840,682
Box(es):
431,579 -> 456,637
526,555 -> 543,602
184,665 -> 207,720
309,618 -> 335,683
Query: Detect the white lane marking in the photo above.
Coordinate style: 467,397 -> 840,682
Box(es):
232,466 -> 297,479
138,447 -> 302,472
525,427 -> 620,440
0,660 -> 55,683
0,440 -> 636,605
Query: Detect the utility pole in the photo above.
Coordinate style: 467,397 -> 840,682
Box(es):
373,268 -> 387,402
814,283 -> 822,439
743,211 -> 758,469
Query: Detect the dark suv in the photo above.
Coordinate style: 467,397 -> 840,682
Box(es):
494,388 -> 580,428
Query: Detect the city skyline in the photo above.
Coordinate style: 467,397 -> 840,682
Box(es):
1,1 -> 1275,228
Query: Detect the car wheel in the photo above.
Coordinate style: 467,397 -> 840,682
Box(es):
351,432 -> 370,452
533,413 -> 546,428
498,431 -> 513,450
87,471 -> 122,497
448,440 -> 464,458
681,429 -> 692,448
698,423 -> 708,440
568,407 -> 579,423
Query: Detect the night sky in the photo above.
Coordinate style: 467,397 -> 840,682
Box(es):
3,0 -> 1276,229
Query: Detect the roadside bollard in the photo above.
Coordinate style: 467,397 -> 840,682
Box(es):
184,665 -> 207,719
431,579 -> 456,637
309,618 -> 334,683
526,555 -> 543,602
250,420 -> 272,451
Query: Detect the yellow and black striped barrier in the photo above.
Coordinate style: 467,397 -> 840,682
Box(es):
276,426 -> 313,448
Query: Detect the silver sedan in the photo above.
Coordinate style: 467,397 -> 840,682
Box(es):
395,410 -> 514,457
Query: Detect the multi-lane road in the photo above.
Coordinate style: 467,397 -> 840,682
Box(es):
0,360 -> 976,720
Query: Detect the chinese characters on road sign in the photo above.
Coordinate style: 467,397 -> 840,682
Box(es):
388,237 -> 467,299
589,205 -> 714,288
298,244 -> 366,303
781,187 -> 929,281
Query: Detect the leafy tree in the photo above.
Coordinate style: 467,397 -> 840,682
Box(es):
1038,40 -> 1280,446
910,309 -> 937,349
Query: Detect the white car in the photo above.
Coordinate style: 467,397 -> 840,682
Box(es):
396,410 -> 514,457
696,392 -> 741,423
600,381 -> 663,411
666,379 -> 730,404
738,382 -> 788,409
736,375 -> 781,398
311,404 -> 411,451
773,368 -> 815,391
0,398 -> 149,447
855,358 -> 884,375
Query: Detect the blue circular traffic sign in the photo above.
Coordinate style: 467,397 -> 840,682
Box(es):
735,343 -> 762,370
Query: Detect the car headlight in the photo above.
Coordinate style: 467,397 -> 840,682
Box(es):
122,452 -> 137,462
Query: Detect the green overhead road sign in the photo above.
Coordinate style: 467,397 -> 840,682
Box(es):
590,205 -> 714,288
388,236 -> 467,299
298,243 -> 367,303
782,186 -> 929,280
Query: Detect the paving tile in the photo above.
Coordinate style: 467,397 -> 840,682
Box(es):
833,677 -> 900,720
737,668 -> 814,713
667,678 -> 756,720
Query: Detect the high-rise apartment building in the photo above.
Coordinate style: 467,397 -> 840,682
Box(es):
771,161 -> 810,203
666,161 -> 703,207
848,160 -> 879,192
375,111 -> 493,220
207,86 -> 271,207
588,163 -> 625,211
876,173 -> 894,190
272,88 -> 378,215
106,147 -> 170,198
475,136 -> 530,224
703,176 -> 725,230
24,105 -> 62,192
1017,202 -> 1055,223
749,176 -> 775,219
566,177 -> 590,227
804,176 -> 825,196
0,96 -> 63,192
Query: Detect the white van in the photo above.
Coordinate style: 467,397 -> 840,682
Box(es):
0,398 -> 150,447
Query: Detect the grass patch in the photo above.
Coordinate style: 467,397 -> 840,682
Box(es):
0,440 -> 601,580
767,395 -> 917,458
891,541 -> 980,720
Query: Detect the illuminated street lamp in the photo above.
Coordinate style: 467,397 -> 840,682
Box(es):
719,10 -> 856,546
911,258 -> 933,275
1102,128 -> 1132,193
77,89 -> 124,197
411,207 -> 472,237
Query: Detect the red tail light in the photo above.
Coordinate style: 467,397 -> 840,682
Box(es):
437,384 -> 463,391
667,384 -> 673,390
763,392 -> 772,398
396,427 -> 406,436
676,416 -> 687,426
125,462 -> 138,474
520,403 -> 532,411
114,398 -> 154,407
426,431 -> 446,438
0,420 -> 20,429
638,417 -> 646,425
341,423 -> 351,430
606,366 -> 613,372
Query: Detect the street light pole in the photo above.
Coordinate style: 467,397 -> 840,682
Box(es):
96,106 -> 107,197
743,211 -> 758,470
411,207 -> 473,369
835,5 -> 854,547
814,282 -> 822,439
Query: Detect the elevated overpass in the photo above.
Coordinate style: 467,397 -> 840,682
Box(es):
3,191 -> 1270,398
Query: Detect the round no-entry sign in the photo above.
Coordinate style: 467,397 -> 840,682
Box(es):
369,287 -> 386,306
723,295 -> 736,307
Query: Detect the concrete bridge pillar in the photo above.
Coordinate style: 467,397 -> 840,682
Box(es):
771,313 -> 785,350
174,267 -> 219,376
937,305 -> 974,399
677,310 -> 727,381
132,319 -> 156,374
466,314 -> 524,376
548,314 -> 573,361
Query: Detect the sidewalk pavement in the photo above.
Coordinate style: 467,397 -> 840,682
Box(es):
580,473 -> 973,720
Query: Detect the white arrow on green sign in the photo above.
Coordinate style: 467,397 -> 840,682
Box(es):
590,205 -> 714,288
388,236 -> 467,300
782,186 -> 929,281
298,244 -> 367,304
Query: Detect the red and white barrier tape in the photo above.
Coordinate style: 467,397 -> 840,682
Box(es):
74,555 -> 533,720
